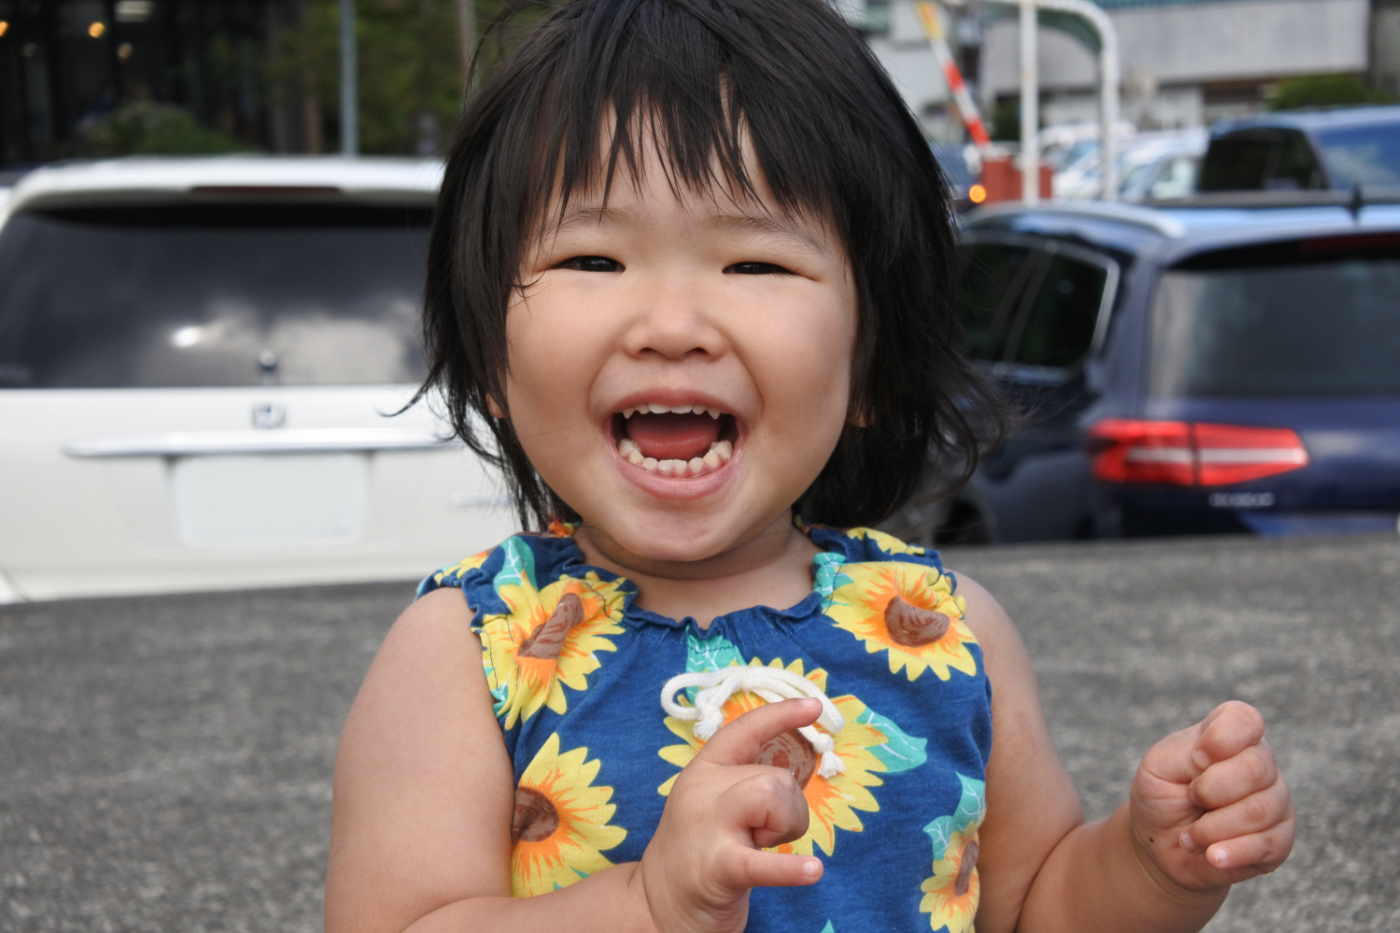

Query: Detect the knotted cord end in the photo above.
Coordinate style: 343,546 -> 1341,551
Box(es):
817,750 -> 845,778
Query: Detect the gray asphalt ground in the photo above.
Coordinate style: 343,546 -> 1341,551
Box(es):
1,533 -> 1397,932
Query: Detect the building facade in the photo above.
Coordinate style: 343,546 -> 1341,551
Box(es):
0,0 -> 323,169
860,0 -> 1385,138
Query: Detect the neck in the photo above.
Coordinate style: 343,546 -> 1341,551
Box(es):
572,511 -> 820,629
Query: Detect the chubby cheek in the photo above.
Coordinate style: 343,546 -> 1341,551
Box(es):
501,292 -> 599,445
751,299 -> 857,485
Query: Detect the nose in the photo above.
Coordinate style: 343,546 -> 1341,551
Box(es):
622,274 -> 728,362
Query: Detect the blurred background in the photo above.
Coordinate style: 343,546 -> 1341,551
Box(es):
0,0 -> 1395,179
0,0 -> 490,166
0,0 -> 1398,603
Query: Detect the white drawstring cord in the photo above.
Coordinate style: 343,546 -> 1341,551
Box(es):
659,667 -> 847,778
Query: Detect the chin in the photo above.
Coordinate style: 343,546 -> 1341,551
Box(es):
595,503 -> 762,566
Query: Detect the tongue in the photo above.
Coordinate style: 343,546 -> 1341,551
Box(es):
626,412 -> 721,462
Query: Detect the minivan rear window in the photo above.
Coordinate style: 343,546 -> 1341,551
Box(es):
0,202 -> 431,389
1150,237 -> 1400,397
1314,122 -> 1400,187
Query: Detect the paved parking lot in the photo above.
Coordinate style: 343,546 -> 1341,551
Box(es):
2,533 -> 1397,932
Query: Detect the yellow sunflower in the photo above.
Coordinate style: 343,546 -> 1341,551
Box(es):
481,570 -> 626,728
846,526 -> 927,556
657,658 -> 892,857
511,733 -> 627,896
425,548 -> 492,589
919,823 -> 981,932
824,561 -> 977,681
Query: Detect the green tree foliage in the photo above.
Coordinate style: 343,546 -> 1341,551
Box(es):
86,102 -> 246,157
271,0 -> 465,155
1268,74 -> 1396,112
268,0 -> 571,155
471,0 -> 569,76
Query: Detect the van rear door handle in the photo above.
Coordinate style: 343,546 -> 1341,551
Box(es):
63,429 -> 462,458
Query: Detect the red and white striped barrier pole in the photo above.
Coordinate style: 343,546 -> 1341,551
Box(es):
914,1 -> 991,150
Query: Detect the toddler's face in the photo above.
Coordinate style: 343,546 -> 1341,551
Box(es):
500,144 -> 857,567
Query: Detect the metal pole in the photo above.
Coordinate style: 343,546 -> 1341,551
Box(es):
981,0 -> 1121,200
914,1 -> 992,151
1095,16 -> 1120,199
340,0 -> 358,155
1019,0 -> 1038,204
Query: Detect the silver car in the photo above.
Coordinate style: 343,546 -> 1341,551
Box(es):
0,157 -> 516,601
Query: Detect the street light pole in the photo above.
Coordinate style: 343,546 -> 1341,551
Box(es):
340,0 -> 358,156
1018,0 -> 1038,204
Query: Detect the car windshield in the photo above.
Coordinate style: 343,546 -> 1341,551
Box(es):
0,201 -> 431,389
1314,122 -> 1400,187
1150,236 -> 1400,397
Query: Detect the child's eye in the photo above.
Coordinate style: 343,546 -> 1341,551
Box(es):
724,261 -> 794,275
556,256 -> 623,272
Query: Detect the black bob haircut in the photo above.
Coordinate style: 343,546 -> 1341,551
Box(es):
421,0 -> 1008,532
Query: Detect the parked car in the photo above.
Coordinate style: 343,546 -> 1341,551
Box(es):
1199,105 -> 1400,193
0,157 -> 516,601
1117,130 -> 1206,202
1053,130 -> 1205,202
912,194 -> 1400,544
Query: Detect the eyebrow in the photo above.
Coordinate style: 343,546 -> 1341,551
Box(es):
547,203 -> 829,254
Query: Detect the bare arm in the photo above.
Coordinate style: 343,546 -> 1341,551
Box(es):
325,588 -> 823,933
956,576 -> 1293,933
325,588 -> 654,933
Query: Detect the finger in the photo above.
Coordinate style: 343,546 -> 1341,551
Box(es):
1137,726 -> 1200,787
695,698 -> 822,768
1188,741 -> 1279,810
1198,820 -> 1295,875
716,771 -> 812,849
1181,781 -> 1293,854
1190,701 -> 1266,774
715,845 -> 823,890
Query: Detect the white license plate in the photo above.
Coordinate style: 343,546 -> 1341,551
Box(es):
169,453 -> 368,548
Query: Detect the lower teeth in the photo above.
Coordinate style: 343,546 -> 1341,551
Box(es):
618,438 -> 733,476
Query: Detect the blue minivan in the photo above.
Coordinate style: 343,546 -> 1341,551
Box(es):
914,196 -> 1400,544
1199,106 -> 1400,193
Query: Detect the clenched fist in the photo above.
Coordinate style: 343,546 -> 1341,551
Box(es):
1131,700 -> 1295,892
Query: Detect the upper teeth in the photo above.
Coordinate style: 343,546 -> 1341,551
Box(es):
621,403 -> 723,419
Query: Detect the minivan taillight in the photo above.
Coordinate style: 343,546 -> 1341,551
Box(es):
1088,420 -> 1309,486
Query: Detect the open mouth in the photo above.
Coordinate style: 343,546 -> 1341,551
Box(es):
612,403 -> 738,477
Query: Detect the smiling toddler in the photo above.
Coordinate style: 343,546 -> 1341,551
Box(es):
324,2 -> 1294,931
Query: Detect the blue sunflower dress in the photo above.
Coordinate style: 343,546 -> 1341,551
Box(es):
417,523 -> 993,933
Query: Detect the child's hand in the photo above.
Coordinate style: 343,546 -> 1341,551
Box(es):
1131,700 -> 1294,892
636,697 -> 824,933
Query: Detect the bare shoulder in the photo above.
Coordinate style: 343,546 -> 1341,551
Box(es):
373,585 -> 480,673
947,570 -> 1026,669
326,586 -> 514,933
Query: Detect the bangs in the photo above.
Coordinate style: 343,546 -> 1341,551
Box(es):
495,0 -> 917,257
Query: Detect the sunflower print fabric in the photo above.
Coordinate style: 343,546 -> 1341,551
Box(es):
657,637 -> 929,858
419,523 -> 992,932
822,560 -> 979,682
510,734 -> 628,896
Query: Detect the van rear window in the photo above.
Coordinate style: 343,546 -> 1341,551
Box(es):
0,203 -> 431,389
1149,237 -> 1400,397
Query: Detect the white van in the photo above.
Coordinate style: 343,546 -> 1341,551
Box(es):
0,156 -> 516,601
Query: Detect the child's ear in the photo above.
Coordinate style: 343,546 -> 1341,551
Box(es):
487,395 -> 506,419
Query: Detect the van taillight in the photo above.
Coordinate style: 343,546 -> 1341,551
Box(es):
1088,420 -> 1309,486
